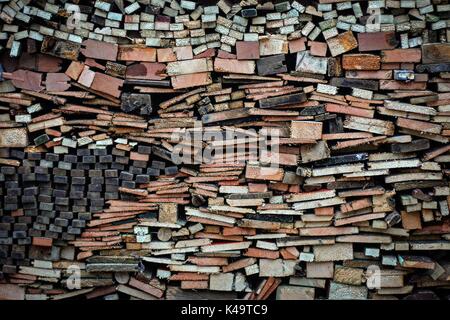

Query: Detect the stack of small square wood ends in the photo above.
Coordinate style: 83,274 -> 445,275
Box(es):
0,0 -> 450,301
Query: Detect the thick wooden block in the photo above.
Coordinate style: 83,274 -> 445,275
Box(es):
118,46 -> 157,62
259,92 -> 306,108
289,38 -> 307,53
245,166 -> 284,182
126,62 -> 167,81
32,237 -> 53,247
0,284 -> 25,300
342,54 -> 381,70
291,121 -> 323,140
357,32 -> 398,52
313,243 -> 353,262
306,262 -> 334,278
401,211 -> 422,230
396,118 -> 441,134
90,73 -> 123,98
214,58 -> 255,74
0,128 -> 29,148
330,78 -> 378,91
381,49 -> 422,63
236,41 -> 260,60
159,203 -> 178,223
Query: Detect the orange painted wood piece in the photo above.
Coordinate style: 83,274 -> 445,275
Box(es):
245,247 -> 280,259
222,257 -> 256,273
90,72 -> 123,98
32,237 -> 53,247
381,48 -> 422,63
422,43 -> 450,64
300,226 -> 358,236
396,117 -> 442,134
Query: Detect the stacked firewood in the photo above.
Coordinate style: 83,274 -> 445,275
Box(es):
0,0 -> 449,300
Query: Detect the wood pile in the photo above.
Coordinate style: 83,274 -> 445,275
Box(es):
0,0 -> 450,300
